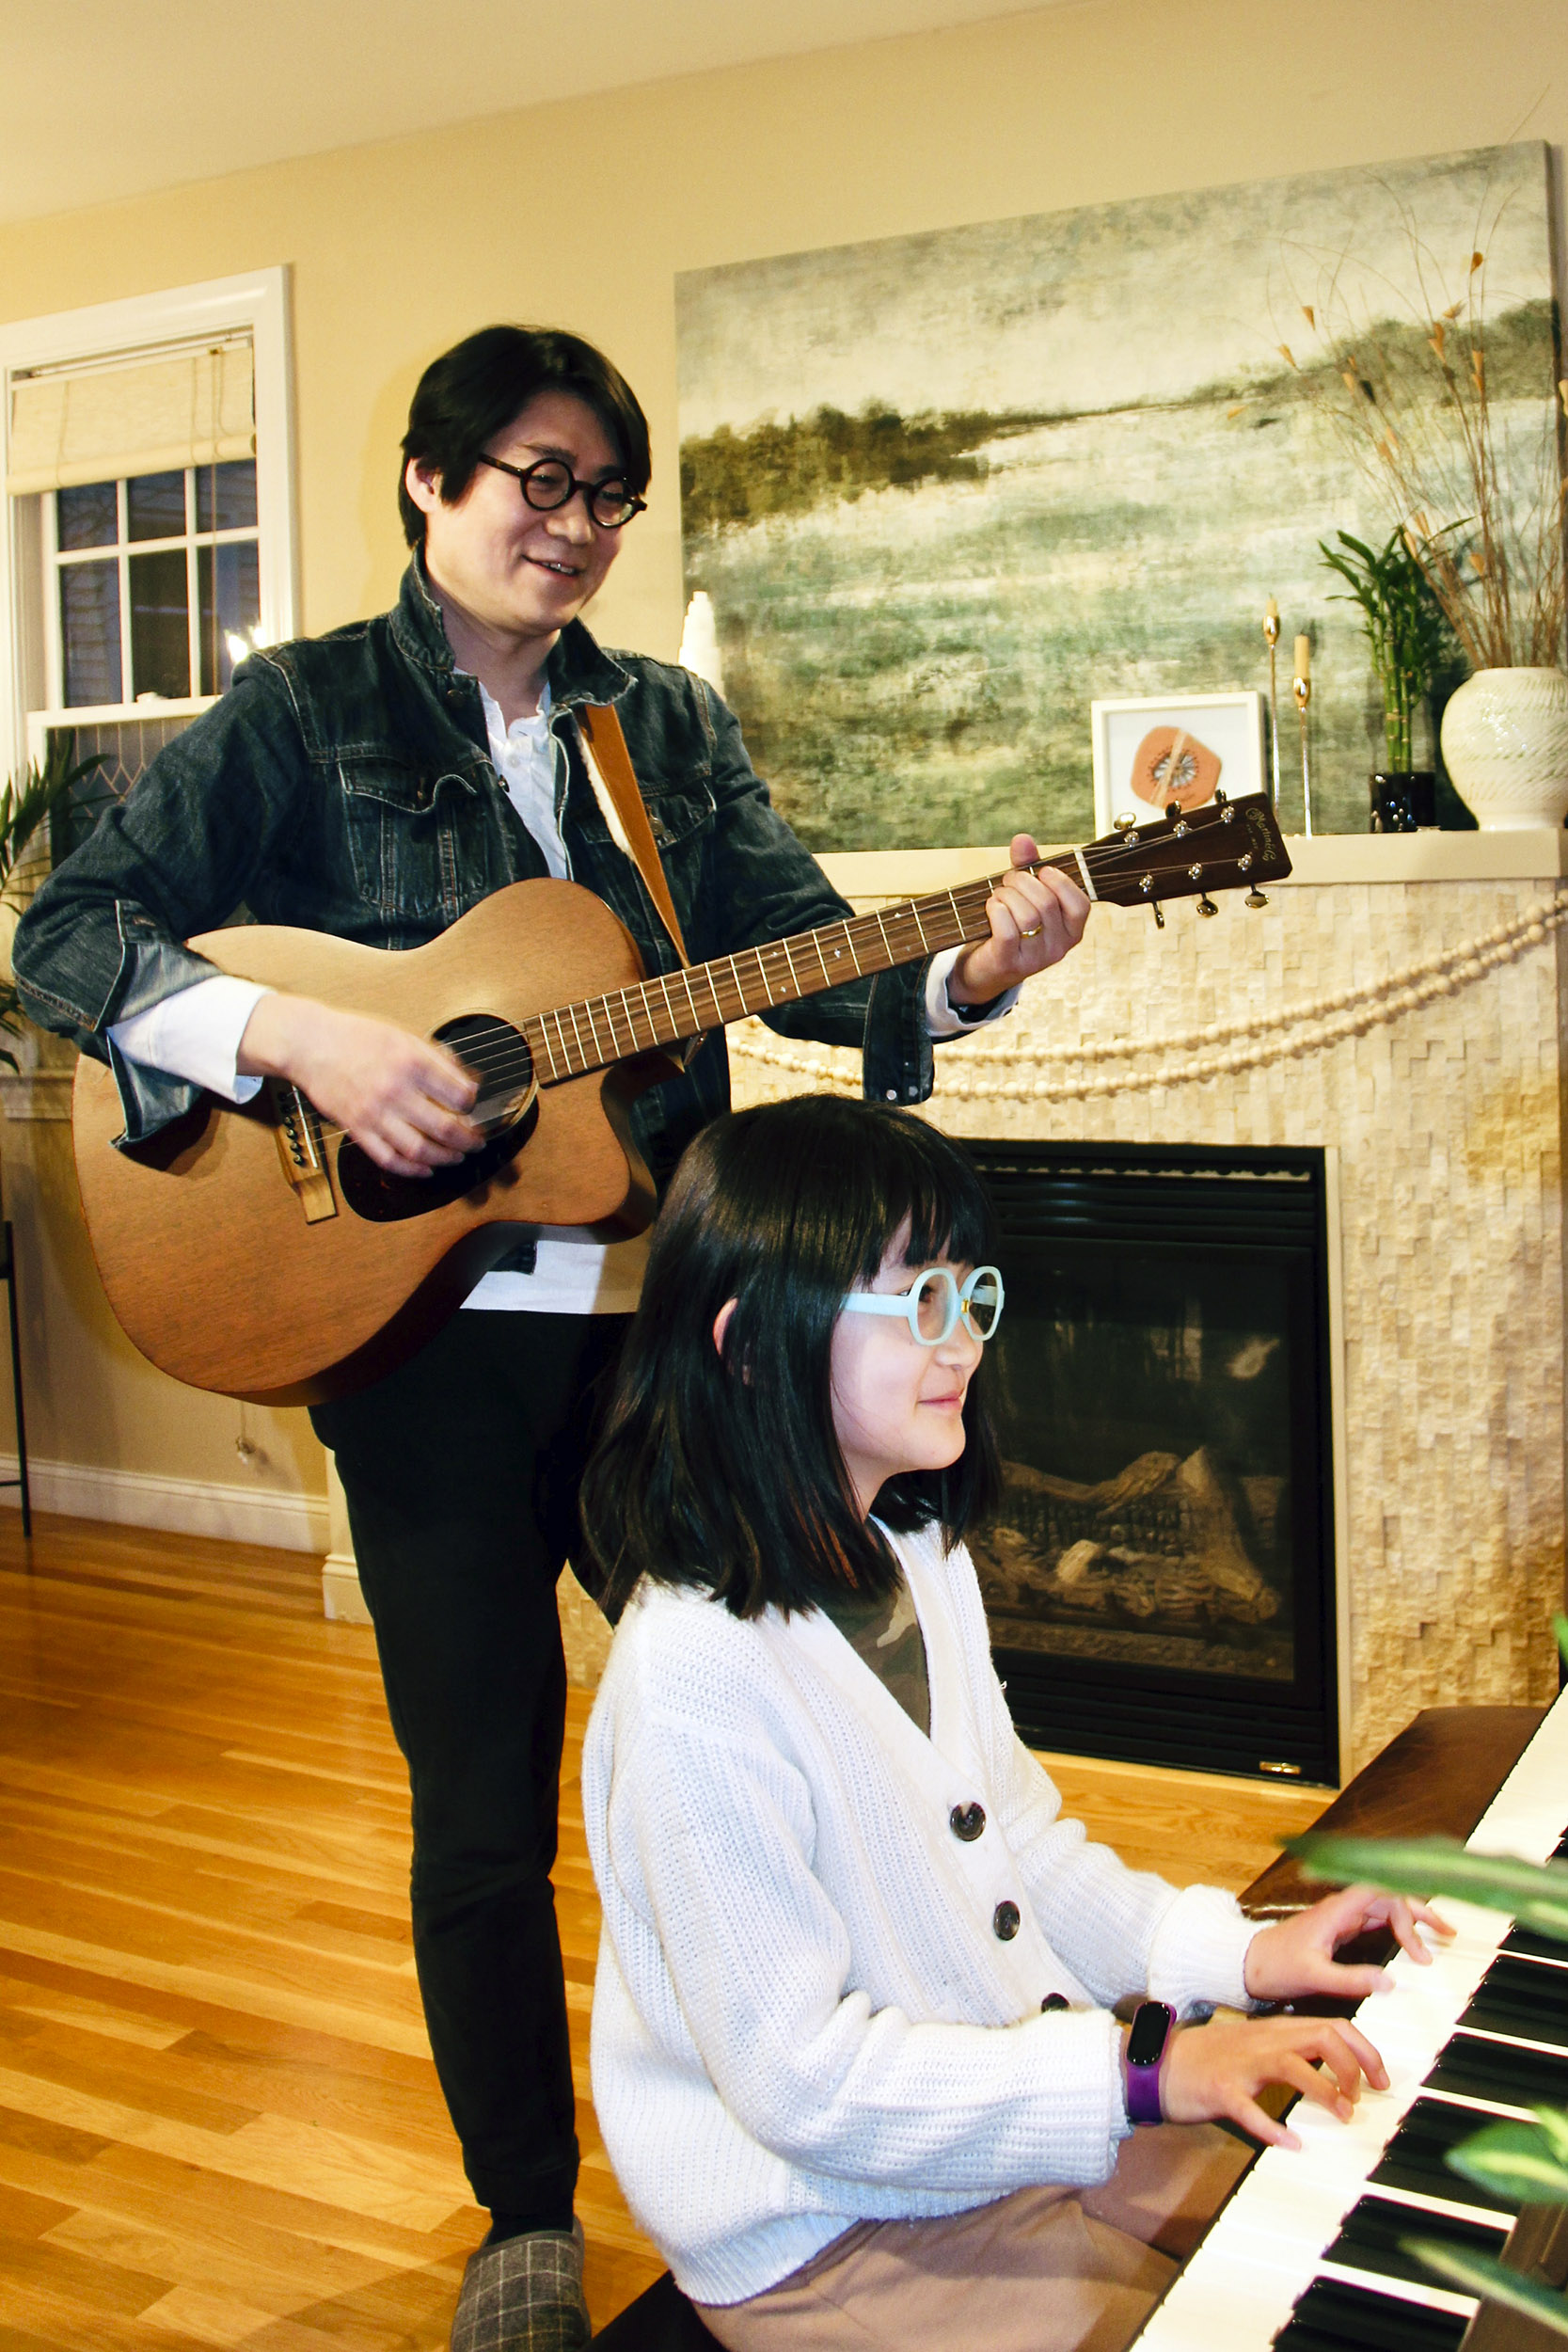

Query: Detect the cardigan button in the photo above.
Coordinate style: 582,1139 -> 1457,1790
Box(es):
949,1803 -> 986,1842
1040,1993 -> 1069,2012
992,1900 -> 1021,1941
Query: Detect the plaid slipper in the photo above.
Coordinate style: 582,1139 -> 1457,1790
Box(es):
451,2220 -> 589,2352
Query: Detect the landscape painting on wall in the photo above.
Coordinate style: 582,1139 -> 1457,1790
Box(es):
675,142 -> 1558,850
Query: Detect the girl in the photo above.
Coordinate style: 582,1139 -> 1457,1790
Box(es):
579,1096 -> 1441,2352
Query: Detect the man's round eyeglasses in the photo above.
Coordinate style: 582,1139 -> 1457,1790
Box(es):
477,453 -> 646,530
839,1265 -> 1006,1347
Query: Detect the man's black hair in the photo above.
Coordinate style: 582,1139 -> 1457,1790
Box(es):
579,1095 -> 1003,1619
398,325 -> 651,547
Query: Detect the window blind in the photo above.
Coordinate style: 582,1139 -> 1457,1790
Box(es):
7,339 -> 254,496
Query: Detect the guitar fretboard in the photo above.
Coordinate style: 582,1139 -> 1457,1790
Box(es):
523,853 -> 1081,1087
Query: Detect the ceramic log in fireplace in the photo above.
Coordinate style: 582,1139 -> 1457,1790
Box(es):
968,1141 -> 1338,1784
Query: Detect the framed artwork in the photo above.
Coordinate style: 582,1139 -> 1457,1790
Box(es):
675,140 -> 1555,849
1090,691 -> 1266,834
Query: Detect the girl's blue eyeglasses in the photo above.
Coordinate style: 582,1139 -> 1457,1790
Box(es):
839,1264 -> 1006,1346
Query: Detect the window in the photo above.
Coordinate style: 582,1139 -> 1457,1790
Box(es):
52,458 -> 261,708
1,269 -> 295,845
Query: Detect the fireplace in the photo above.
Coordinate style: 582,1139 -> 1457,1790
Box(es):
968,1141 -> 1339,1784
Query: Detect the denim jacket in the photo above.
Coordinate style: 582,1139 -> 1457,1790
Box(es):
13,560 -> 939,1190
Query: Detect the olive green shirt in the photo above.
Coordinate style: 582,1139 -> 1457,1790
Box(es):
817,1568 -> 931,1737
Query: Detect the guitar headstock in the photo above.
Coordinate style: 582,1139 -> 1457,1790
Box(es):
1078,792 -> 1291,914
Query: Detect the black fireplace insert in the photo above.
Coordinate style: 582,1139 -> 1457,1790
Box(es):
967,1140 -> 1338,1784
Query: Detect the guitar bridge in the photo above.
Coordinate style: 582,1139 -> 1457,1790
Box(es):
269,1082 -> 339,1225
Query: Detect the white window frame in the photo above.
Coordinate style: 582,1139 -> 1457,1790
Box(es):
0,266 -> 296,784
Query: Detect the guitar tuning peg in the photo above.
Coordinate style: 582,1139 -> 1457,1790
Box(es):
1196,894 -> 1219,918
1244,886 -> 1269,910
1212,786 -> 1228,805
1113,812 -> 1137,833
1150,902 -> 1165,930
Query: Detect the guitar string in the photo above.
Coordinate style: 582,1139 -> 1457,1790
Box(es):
298,818 -> 1258,1064
288,818 -> 1278,1144
312,837 -> 1261,1086
344,832 -> 1261,1070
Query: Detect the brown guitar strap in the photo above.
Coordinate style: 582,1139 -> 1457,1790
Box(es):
574,704 -> 690,969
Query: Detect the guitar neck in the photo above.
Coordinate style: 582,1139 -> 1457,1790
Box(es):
520,790 -> 1292,1088
524,850 -> 1082,1087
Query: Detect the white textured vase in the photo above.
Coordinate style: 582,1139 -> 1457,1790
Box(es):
1440,666 -> 1568,829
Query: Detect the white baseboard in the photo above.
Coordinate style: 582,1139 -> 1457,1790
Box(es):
0,1451 -> 329,1552
322,1552 -> 371,1624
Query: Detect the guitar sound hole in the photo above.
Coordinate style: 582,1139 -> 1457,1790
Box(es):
336,1016 -> 539,1224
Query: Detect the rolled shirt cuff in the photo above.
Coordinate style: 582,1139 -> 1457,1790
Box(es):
925,946 -> 1021,1036
108,973 -> 271,1104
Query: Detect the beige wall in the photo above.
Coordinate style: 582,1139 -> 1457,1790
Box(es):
0,0 -> 1562,1514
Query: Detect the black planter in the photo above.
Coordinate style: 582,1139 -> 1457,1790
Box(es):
1370,771 -> 1437,831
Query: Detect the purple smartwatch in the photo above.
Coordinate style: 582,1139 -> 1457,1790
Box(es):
1122,2000 -> 1177,2124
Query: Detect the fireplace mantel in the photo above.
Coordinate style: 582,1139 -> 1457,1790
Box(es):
736,824 -> 1568,1775
818,827 -> 1568,904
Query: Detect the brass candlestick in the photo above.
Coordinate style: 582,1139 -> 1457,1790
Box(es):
1263,597 -> 1281,808
1292,633 -> 1313,837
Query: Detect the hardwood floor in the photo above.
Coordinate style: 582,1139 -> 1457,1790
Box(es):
0,1514 -> 1329,2346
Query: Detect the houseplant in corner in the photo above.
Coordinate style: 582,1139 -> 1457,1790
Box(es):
1292,233 -> 1568,826
0,741 -> 103,1069
1319,524 -> 1450,828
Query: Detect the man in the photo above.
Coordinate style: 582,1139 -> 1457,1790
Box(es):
13,326 -> 1088,2350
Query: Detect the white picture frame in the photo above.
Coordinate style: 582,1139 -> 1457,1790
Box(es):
1090,691 -> 1266,835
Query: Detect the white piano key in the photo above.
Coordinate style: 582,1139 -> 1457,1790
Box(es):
1314,2257 -> 1478,2319
1468,1691 -> 1568,1861
1363,2180 -> 1512,2232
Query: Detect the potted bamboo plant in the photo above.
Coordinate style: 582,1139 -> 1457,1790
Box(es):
1319,525 -> 1451,829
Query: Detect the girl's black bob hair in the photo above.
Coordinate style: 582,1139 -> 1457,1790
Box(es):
398,325 -> 652,547
579,1095 -> 1003,1619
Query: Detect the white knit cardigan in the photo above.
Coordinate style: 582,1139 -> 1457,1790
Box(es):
582,1524 -> 1260,2308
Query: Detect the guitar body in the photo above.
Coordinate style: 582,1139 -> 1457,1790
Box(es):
72,880 -> 668,1405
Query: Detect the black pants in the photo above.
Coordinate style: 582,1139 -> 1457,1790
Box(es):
311,1306 -> 631,2218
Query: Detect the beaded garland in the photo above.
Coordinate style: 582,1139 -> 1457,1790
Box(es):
729,895 -> 1568,1105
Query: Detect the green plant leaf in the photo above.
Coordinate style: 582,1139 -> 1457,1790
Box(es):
1403,2237 -> 1568,2334
0,741 -> 104,1041
1286,1831 -> 1568,1938
1447,2116 -> 1568,2202
1554,1612 -> 1568,1668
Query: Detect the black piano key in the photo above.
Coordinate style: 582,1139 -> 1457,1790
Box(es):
1501,1925 -> 1568,1963
1274,2278 -> 1469,2351
1461,1953 -> 1568,2047
1323,2191 -> 1508,2292
1370,2099 -> 1521,2214
1426,2028 -> 1568,2107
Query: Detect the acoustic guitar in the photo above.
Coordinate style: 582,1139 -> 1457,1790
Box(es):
71,791 -> 1291,1404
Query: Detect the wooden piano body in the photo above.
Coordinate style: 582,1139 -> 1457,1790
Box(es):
1135,1696 -> 1568,2350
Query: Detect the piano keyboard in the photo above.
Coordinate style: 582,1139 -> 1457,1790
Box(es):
1136,1686 -> 1568,2350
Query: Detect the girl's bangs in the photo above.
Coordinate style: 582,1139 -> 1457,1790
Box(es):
845,1120 -> 995,1286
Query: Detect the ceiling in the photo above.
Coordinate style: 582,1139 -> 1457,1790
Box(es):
1,0 -> 1050,226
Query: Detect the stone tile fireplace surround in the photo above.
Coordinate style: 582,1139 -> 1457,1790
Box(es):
730,832 -> 1568,1779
